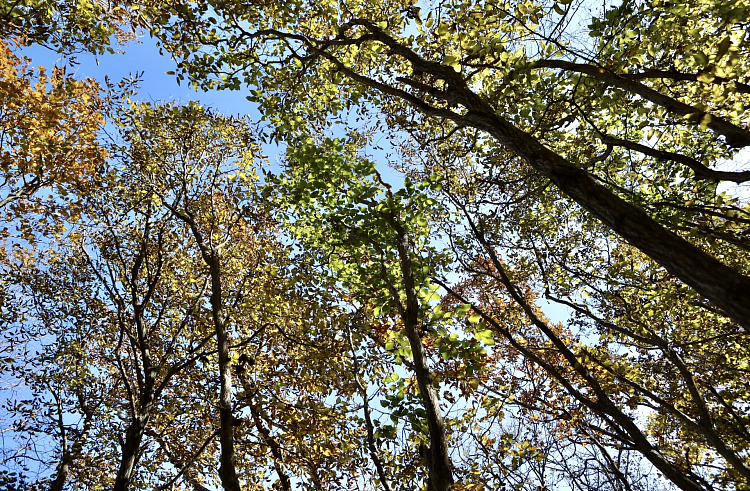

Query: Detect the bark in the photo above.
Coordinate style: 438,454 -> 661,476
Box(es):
390,224 -> 453,491
207,251 -> 241,491
175,207 -> 241,491
248,398 -> 293,491
464,108 -> 750,328
113,307 -> 157,491
113,414 -> 151,491
344,164 -> 455,489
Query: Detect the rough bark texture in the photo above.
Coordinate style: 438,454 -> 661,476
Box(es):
393,226 -> 453,491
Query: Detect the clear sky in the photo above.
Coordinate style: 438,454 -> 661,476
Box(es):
24,34 -> 262,119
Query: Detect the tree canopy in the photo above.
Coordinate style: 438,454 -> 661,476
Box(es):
1,0 -> 750,490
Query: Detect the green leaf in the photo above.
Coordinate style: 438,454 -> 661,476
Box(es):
474,329 -> 495,346
454,304 -> 471,317
716,36 -> 731,60
692,51 -> 709,67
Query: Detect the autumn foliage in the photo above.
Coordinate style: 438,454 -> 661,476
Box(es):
2,0 -> 750,490
0,37 -> 105,235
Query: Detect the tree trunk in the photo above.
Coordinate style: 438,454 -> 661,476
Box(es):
113,414 -> 150,491
464,107 -> 750,329
114,309 -> 156,491
393,227 -> 453,491
174,209 -> 242,491
208,253 -> 242,491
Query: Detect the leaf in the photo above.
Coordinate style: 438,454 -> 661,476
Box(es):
696,71 -> 715,83
692,51 -> 709,67
474,329 -> 495,346
716,36 -> 731,60
454,304 -> 471,317
442,55 -> 461,72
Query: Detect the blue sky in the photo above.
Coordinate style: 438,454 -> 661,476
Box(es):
24,35 -> 261,119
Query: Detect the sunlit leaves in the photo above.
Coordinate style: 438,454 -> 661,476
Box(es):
0,37 -> 106,237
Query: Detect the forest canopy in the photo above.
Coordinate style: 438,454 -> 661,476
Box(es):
1,0 -> 750,490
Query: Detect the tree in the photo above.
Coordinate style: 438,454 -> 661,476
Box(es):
271,138 -> 456,490
154,0 -> 750,489
0,0 -> 158,55
1,223 -> 214,490
0,103 -> 238,490
0,0 -> 162,238
3,0 -> 750,489
0,101 -> 354,490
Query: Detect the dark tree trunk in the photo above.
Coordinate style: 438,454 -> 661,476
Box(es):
113,414 -> 150,491
208,253 -> 242,491
393,226 -> 453,491
114,309 -> 156,491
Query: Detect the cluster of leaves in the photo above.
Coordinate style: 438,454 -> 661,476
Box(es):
0,102 -> 372,491
153,0 -> 750,488
0,37 -> 106,237
0,0 -> 162,54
